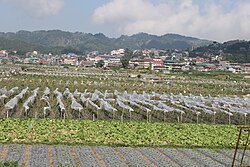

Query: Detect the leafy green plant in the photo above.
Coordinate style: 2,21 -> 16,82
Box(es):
0,161 -> 18,167
0,119 -> 243,149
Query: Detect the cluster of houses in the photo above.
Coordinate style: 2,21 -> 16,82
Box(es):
0,49 -> 250,74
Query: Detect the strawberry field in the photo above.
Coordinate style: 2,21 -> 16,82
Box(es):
1,66 -> 250,166
0,70 -> 250,124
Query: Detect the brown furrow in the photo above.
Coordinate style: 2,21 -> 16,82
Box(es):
0,145 -> 8,161
155,148 -> 181,167
134,148 -> 157,167
114,148 -> 129,165
173,148 -> 203,165
91,147 -> 106,167
22,145 -> 30,167
48,145 -> 53,167
70,146 -> 80,167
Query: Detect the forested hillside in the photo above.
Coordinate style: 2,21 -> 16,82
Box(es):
0,30 -> 211,54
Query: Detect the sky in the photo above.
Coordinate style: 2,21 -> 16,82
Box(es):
0,0 -> 250,42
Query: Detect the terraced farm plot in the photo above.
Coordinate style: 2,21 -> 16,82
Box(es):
1,67 -> 250,167
0,144 -> 249,167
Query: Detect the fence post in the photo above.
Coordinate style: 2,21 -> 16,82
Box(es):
232,127 -> 242,167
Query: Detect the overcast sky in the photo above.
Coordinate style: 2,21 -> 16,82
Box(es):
0,0 -> 249,42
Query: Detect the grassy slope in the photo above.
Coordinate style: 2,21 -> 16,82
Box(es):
0,119 -> 244,149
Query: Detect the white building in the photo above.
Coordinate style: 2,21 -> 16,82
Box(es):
111,49 -> 125,56
63,58 -> 78,66
0,50 -> 8,57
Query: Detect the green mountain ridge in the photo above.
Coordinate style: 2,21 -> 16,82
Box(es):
0,30 -> 212,54
191,40 -> 250,63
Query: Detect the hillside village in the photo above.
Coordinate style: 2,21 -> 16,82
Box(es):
0,48 -> 250,74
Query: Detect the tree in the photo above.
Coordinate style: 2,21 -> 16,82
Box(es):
124,48 -> 133,57
133,51 -> 143,58
121,57 -> 130,68
120,48 -> 134,68
61,48 -> 82,55
149,52 -> 155,58
96,60 -> 105,68
16,50 -> 26,56
1,59 -> 8,64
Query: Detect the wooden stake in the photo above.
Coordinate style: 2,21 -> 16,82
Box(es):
147,111 -> 149,123
130,111 -> 132,122
181,113 -> 183,123
164,112 -> 166,122
196,113 -> 199,124
244,114 -> 247,125
213,112 -> 216,124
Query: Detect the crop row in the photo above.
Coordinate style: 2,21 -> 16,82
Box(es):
1,73 -> 250,98
0,144 -> 249,167
0,86 -> 250,124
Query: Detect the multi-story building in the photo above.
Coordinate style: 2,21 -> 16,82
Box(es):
111,49 -> 125,56
0,50 -> 8,57
242,64 -> 250,73
150,59 -> 165,70
63,58 -> 79,66
86,56 -> 103,62
129,58 -> 153,69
